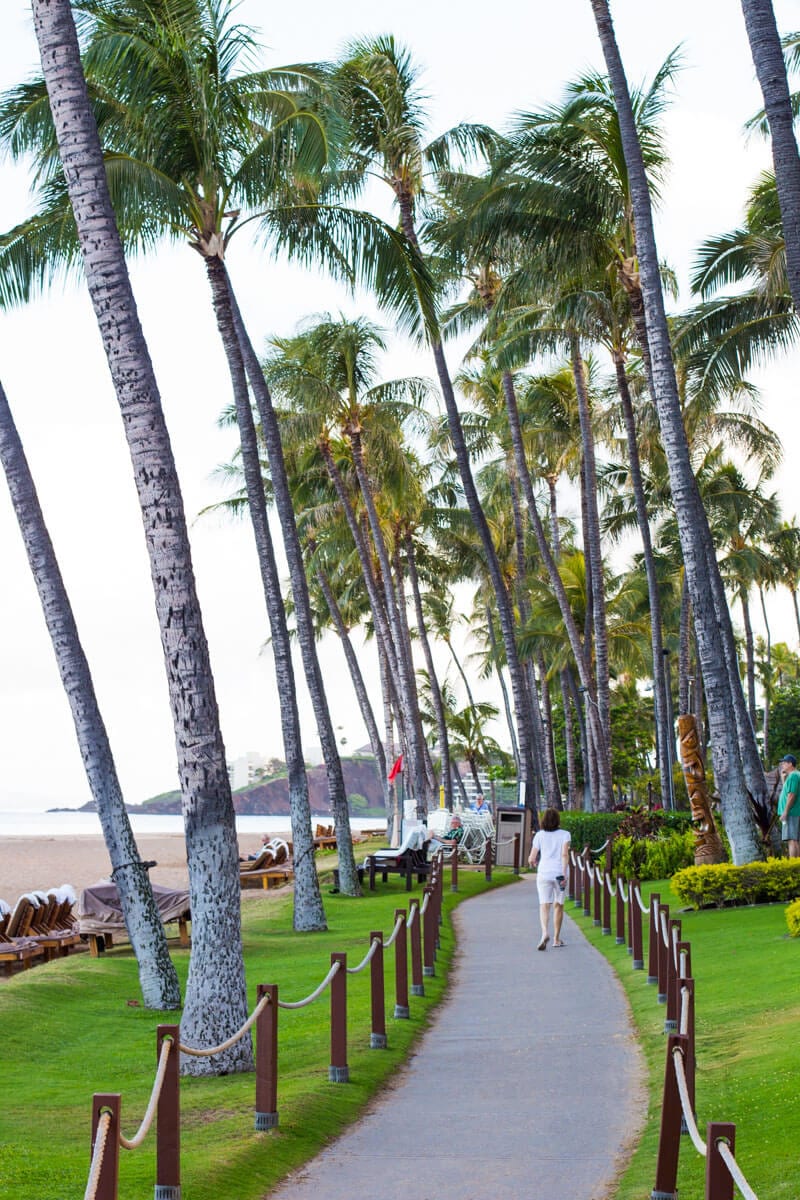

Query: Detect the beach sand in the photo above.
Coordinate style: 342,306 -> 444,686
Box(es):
0,830 -> 277,904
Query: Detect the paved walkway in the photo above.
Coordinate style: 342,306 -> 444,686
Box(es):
269,876 -> 646,1200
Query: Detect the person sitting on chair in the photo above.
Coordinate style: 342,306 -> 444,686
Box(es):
240,833 -> 270,862
430,814 -> 464,853
472,793 -> 491,815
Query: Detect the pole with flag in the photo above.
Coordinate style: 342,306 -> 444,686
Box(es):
388,754 -> 404,847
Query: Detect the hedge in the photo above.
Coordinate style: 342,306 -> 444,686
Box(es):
787,897 -> 800,937
672,858 -> 800,908
612,830 -> 695,881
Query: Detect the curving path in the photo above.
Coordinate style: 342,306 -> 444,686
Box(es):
269,875 -> 646,1200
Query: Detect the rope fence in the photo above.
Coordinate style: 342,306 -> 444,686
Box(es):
570,844 -> 760,1200
75,841 -> 503,1200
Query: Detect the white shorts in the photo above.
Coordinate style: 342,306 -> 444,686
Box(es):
536,876 -> 566,905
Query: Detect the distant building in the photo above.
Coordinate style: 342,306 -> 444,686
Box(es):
227,752 -> 268,791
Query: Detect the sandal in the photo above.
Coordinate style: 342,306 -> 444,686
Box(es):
553,940 -> 566,947
537,935 -> 549,951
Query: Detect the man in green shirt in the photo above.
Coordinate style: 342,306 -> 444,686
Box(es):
777,754 -> 800,858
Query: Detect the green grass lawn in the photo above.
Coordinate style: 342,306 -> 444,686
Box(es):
0,869 -> 515,1200
570,880 -> 800,1200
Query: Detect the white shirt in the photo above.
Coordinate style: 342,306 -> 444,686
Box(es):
531,828 -> 571,878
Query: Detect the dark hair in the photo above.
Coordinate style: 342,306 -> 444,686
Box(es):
542,807 -> 561,832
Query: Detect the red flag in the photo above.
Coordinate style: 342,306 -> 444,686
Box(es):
387,754 -> 404,782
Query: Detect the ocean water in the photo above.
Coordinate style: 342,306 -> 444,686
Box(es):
0,811 -> 386,838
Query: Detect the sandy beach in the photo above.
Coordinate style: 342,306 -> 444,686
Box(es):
0,830 -> 277,904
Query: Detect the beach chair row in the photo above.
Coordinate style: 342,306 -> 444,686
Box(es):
0,886 -> 81,974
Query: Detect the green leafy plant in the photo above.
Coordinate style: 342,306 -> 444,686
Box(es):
612,830 -> 694,881
672,859 -> 800,908
786,897 -> 800,937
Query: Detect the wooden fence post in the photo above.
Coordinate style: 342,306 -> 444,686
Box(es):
409,899 -> 424,997
602,869 -> 611,935
647,893 -> 661,984
615,873 -> 627,945
583,858 -> 592,917
665,920 -> 681,1031
630,878 -> 644,969
393,908 -> 409,1019
676,975 -> 695,1132
484,831 -> 493,882
593,863 -> 602,926
254,985 -> 279,1130
513,832 -> 521,875
651,1033 -> 688,1200
423,889 -> 436,978
657,903 -> 671,1003
329,953 -> 349,1083
91,1094 -> 120,1200
705,1122 -> 736,1200
369,934 -> 387,1049
156,1025 -> 181,1198
450,845 -> 459,892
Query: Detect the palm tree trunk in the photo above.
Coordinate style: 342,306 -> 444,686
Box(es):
204,259 -> 327,924
740,587 -> 758,730
740,0 -> 800,311
224,280 -> 360,895
392,542 -> 436,802
315,566 -> 391,808
404,534 -> 453,810
0,379 -> 180,1010
560,674 -> 579,808
485,604 -> 521,773
679,571 -> 691,716
31,0 -> 250,1071
590,0 -> 763,860
571,337 -> 611,740
499,369 -> 613,808
538,653 -> 563,809
760,584 -> 772,764
613,354 -> 672,807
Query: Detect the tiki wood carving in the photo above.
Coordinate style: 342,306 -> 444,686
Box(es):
677,713 -> 726,866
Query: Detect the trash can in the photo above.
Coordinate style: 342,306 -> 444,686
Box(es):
495,806 -> 533,867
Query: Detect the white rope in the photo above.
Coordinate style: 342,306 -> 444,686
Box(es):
278,961 -> 341,1010
84,1110 -> 112,1200
634,884 -> 649,913
717,1141 -> 759,1200
383,913 -> 405,948
119,1038 -> 172,1149
180,992 -> 270,1055
420,892 -> 430,915
406,905 -> 419,930
617,877 -> 629,903
495,836 -> 517,847
672,925 -> 680,969
605,872 -> 615,895
346,937 -> 380,974
679,986 -> 690,1036
592,839 -> 610,854
660,909 -> 670,949
680,949 -> 688,978
672,1047 -> 706,1156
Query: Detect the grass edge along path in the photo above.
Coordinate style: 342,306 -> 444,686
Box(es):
0,869 -> 516,1200
569,876 -> 800,1200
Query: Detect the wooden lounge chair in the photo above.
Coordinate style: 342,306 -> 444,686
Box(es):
362,826 -> 431,891
240,839 -> 293,890
0,896 -> 46,974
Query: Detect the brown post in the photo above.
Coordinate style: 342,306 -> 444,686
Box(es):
568,855 -> 576,901
583,860 -> 592,917
422,890 -> 436,978
647,893 -> 661,984
664,920 -> 682,1031
255,985 -> 279,1129
677,939 -> 692,981
369,934 -> 387,1049
651,1033 -> 689,1200
630,878 -> 644,969
602,869 -> 611,935
572,856 -> 581,907
90,1094 -> 120,1200
156,1025 -> 181,1196
450,845 -> 459,892
657,904 -> 671,1003
393,908 -> 409,1018
615,873 -> 626,944
409,899 -> 424,997
513,832 -> 521,875
484,831 -> 493,882
593,864 -> 602,926
705,1122 -> 736,1200
329,953 -> 349,1082
676,976 -> 696,1130
626,878 -> 634,953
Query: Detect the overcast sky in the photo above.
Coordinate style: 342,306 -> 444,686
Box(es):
1,1 -> 798,811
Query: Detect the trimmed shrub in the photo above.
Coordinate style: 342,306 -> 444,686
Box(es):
612,830 -> 695,881
672,858 -> 800,909
786,897 -> 800,938
559,812 -> 622,851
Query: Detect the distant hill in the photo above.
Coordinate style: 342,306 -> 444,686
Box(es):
77,757 -> 385,817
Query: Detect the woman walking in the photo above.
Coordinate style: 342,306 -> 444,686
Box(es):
529,808 -> 571,950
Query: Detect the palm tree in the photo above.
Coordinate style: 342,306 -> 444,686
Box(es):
334,36 -> 541,816
739,0 -> 800,312
0,377 -> 179,1009
589,0 -> 764,862
29,0 -> 249,1071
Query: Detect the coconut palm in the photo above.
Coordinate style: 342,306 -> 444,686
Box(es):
29,0 -> 249,1071
0,378 -> 179,1009
739,0 -> 800,312
589,0 -> 764,862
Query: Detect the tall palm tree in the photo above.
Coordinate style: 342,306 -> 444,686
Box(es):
29,0 -> 249,1071
739,0 -> 800,312
589,0 -> 763,862
0,378 -> 179,1009
334,36 -> 541,816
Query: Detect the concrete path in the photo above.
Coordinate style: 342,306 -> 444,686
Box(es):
269,876 -> 646,1200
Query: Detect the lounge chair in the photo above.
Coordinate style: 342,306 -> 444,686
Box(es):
0,896 -> 46,974
362,825 -> 431,891
240,839 -> 293,890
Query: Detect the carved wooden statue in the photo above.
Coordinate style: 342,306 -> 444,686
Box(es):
677,713 -> 727,865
